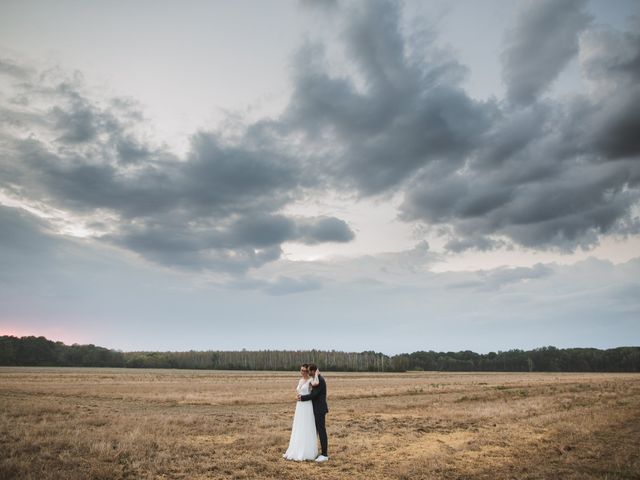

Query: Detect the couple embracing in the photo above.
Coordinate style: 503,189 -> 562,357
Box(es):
283,363 -> 329,462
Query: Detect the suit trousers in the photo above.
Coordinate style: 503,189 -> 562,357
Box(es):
314,412 -> 328,456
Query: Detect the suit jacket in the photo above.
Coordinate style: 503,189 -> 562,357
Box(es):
300,374 -> 328,415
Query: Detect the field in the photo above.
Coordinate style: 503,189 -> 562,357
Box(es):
1,368 -> 639,479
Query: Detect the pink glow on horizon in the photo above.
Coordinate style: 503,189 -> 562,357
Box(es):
0,325 -> 92,345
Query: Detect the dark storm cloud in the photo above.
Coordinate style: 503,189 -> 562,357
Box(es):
0,62 -> 355,274
103,212 -> 354,272
11,137 -> 177,217
581,25 -> 640,160
220,214 -> 354,248
50,100 -> 99,143
2,0 -> 639,271
115,136 -> 152,164
473,103 -> 550,169
282,0 -> 492,194
306,0 -> 639,252
444,235 -> 505,254
502,0 -> 592,106
295,216 -> 355,244
225,214 -> 296,248
592,88 -> 640,160
281,0 -> 637,251
182,132 -> 297,215
105,224 -> 285,273
14,127 -> 288,221
401,147 -> 638,251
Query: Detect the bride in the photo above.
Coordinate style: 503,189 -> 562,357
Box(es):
283,364 -> 318,461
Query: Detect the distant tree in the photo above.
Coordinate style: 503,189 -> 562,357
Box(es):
1,335 -> 638,372
0,336 -> 18,365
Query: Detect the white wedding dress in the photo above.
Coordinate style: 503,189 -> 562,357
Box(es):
283,378 -> 318,461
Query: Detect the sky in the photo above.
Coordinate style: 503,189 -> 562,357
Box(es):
0,0 -> 639,354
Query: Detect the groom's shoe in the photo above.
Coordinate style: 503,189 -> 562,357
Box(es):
315,455 -> 328,463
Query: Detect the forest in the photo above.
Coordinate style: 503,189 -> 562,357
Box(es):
1,335 -> 639,372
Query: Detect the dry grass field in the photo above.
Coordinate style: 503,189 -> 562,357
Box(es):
1,368 -> 639,479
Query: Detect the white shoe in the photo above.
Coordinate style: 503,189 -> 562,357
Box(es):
315,455 -> 328,462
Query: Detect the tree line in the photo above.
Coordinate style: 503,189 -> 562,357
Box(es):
1,336 -> 639,372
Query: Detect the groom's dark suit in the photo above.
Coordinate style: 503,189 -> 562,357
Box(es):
299,374 -> 328,457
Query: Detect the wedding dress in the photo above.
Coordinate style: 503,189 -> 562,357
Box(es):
283,378 -> 318,461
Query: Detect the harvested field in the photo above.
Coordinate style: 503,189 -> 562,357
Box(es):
1,368 -> 639,479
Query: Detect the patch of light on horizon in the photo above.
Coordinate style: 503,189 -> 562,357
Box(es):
281,245 -> 333,262
0,188 -> 115,239
0,320 -> 91,345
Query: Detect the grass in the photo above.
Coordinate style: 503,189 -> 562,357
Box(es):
1,368 -> 639,479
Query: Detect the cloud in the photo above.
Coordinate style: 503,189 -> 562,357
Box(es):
262,276 -> 323,296
501,0 -> 592,106
1,1 -> 639,355
1,0 -> 639,273
0,57 -> 34,80
1,196 -> 638,352
580,23 -> 640,160
282,0 -> 491,194
294,216 -> 355,244
275,0 -> 638,253
0,205 -> 55,260
478,264 -> 553,291
253,240 -> 438,288
394,7 -> 640,252
444,264 -> 552,291
0,64 -> 355,274
50,97 -> 99,143
401,154 -> 638,251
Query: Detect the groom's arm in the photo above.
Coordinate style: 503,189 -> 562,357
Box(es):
299,376 -> 325,402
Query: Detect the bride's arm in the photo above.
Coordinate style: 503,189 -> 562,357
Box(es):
295,378 -> 304,397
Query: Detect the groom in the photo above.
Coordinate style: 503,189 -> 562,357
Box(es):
297,363 -> 328,462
